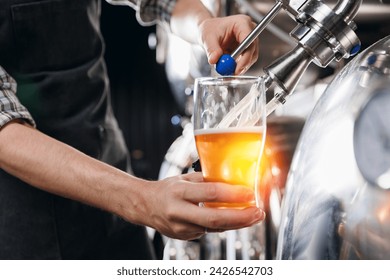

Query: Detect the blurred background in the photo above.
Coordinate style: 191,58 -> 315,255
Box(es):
101,2 -> 183,180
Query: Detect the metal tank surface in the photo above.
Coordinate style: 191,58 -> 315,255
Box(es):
277,35 -> 390,260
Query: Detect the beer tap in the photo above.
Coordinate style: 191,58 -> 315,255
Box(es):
216,0 -> 363,116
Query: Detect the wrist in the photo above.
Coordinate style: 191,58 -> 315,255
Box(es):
171,0 -> 213,45
109,174 -> 152,226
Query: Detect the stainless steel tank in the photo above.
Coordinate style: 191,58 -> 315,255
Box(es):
277,35 -> 390,260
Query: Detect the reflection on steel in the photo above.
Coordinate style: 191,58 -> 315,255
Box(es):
262,0 -> 362,116
277,35 -> 390,260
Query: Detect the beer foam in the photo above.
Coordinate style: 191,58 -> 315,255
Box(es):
194,126 -> 264,136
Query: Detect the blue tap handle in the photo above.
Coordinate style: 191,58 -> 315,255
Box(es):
216,54 -> 237,76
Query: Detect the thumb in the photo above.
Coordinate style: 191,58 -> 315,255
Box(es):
201,34 -> 223,65
207,49 -> 223,65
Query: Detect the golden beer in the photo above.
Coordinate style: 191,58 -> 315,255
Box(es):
194,127 -> 264,209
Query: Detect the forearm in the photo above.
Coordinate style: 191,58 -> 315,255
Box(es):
170,0 -> 213,44
104,0 -> 212,44
0,121 -> 149,224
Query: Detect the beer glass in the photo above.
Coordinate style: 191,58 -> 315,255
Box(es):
193,76 -> 267,209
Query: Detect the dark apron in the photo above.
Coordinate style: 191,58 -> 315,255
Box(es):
0,0 -> 156,259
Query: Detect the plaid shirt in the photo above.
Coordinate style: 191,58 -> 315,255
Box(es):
0,0 -> 176,129
108,0 -> 177,25
0,66 -> 36,128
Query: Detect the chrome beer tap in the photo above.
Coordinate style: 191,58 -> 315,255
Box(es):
216,0 -> 362,116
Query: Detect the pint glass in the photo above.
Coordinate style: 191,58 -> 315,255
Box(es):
193,76 -> 267,208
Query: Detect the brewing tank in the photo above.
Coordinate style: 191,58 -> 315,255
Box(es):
277,35 -> 390,260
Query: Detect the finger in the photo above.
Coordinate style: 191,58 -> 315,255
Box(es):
163,221 -> 207,241
180,172 -> 205,183
208,49 -> 224,65
235,40 -> 259,75
184,205 -> 265,231
202,15 -> 255,65
203,35 -> 224,65
182,182 -> 256,204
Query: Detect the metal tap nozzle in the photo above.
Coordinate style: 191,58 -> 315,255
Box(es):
263,0 -> 362,115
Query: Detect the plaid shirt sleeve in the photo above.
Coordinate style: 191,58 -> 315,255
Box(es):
106,0 -> 177,25
0,66 -> 36,129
